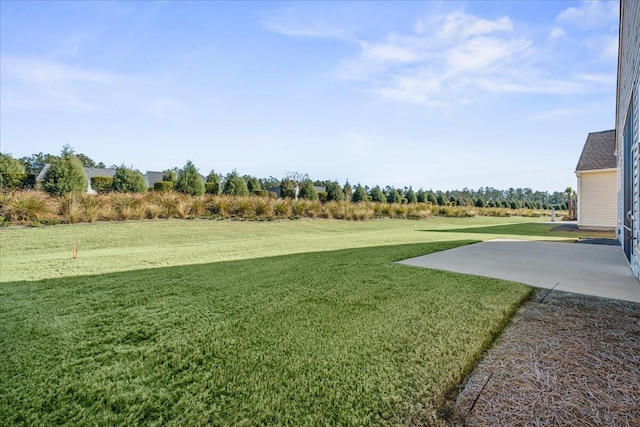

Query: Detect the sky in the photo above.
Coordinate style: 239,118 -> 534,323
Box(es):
0,0 -> 619,192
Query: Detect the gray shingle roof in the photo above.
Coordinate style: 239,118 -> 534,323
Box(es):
576,130 -> 616,171
84,167 -> 116,179
144,171 -> 164,187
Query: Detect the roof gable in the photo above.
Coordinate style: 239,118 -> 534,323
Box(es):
84,167 -> 117,179
576,130 -> 616,171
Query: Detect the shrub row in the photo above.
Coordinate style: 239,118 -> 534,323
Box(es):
0,191 -> 554,226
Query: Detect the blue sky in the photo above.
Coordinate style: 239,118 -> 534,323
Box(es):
0,1 -> 619,191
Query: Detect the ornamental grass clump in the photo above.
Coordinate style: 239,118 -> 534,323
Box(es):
394,204 -> 408,219
111,193 -> 147,220
0,191 -> 55,224
273,199 -> 291,218
303,200 -> 322,218
253,197 -> 273,219
80,194 -> 104,223
234,197 -> 254,218
59,194 -> 84,224
482,207 -> 512,217
407,204 -> 431,220
350,205 -> 374,221
188,196 -> 207,218
322,201 -> 344,219
207,196 -> 232,219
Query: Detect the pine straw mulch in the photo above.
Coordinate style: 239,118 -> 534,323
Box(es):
442,289 -> 640,427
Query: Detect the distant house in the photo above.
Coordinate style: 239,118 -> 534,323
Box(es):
83,167 -> 117,194
144,171 -> 165,189
616,0 -> 640,275
575,130 -> 616,230
266,186 -> 326,198
36,165 -> 184,193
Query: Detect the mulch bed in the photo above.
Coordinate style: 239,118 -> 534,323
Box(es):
442,289 -> 640,427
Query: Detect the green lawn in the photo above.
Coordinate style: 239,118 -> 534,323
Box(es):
1,216 -> 560,283
0,217 -> 579,425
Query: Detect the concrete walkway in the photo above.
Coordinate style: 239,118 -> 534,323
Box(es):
399,240 -> 640,303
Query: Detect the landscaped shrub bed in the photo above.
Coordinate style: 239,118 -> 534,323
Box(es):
0,190 -> 554,226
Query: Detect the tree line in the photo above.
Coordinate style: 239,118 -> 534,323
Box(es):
0,147 -> 571,209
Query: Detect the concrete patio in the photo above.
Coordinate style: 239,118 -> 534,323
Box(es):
399,239 -> 640,303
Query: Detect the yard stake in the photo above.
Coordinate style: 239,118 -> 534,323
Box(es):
72,241 -> 77,260
538,283 -> 559,303
464,372 -> 493,425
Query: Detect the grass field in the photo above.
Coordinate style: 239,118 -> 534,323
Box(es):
0,217 -> 596,425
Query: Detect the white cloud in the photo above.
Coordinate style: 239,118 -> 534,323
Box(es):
436,12 -> 513,40
577,73 -> 616,86
261,14 -> 345,39
548,27 -> 565,41
0,56 -> 133,112
2,57 -> 121,84
446,36 -> 531,72
350,5 -> 619,108
360,41 -> 418,63
372,72 -> 445,107
557,0 -> 618,28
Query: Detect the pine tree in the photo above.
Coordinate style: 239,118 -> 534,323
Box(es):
176,161 -> 205,196
42,153 -> 87,196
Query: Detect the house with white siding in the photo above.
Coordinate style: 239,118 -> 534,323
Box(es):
616,0 -> 640,276
576,130 -> 617,230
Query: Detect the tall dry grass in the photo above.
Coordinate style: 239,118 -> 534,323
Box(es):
0,191 -> 56,224
0,190 -> 555,226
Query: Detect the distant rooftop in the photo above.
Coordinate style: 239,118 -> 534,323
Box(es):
576,130 -> 616,171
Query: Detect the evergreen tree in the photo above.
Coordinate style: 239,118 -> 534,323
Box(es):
280,179 -> 296,199
205,170 -> 221,195
325,181 -> 344,201
162,169 -> 178,184
427,191 -> 438,205
42,153 -> 88,196
76,153 -> 96,168
21,152 -> 58,175
370,186 -> 385,203
112,165 -> 147,193
352,184 -> 368,203
176,161 -> 205,196
246,176 -> 261,193
299,181 -> 319,200
343,180 -> 353,203
404,187 -> 417,204
387,189 -> 402,204
0,153 -> 27,190
223,171 -> 249,196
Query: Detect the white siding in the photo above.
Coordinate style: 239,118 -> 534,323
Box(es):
578,170 -> 617,229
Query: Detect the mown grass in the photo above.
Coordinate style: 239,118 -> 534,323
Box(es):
424,222 -> 616,239
0,217 -> 550,283
0,241 -> 531,426
1,218 -> 564,425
